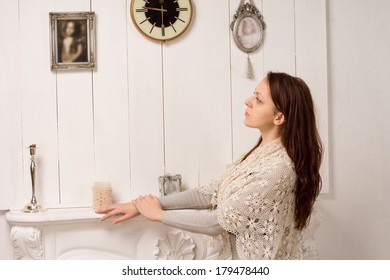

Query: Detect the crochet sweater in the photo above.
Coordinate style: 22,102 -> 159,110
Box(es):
159,138 -> 302,260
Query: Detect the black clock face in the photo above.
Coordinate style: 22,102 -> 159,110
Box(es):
131,0 -> 192,42
144,0 -> 180,28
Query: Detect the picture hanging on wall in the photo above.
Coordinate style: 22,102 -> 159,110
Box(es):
158,174 -> 183,196
49,12 -> 96,71
231,0 -> 265,79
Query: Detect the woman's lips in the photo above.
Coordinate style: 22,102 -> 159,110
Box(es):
245,111 -> 250,117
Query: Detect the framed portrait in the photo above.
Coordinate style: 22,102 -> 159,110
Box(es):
231,2 -> 265,54
158,175 -> 183,196
49,12 -> 96,71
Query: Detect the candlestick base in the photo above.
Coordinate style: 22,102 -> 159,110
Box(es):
22,203 -> 46,213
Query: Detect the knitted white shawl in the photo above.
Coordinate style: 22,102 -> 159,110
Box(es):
197,138 -> 302,259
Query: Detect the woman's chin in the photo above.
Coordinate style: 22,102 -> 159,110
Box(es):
244,118 -> 252,128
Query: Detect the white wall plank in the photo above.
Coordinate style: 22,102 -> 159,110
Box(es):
0,0 -> 22,209
163,0 -> 232,188
295,0 -> 329,192
91,0 -> 131,203
54,0 -> 95,205
126,0 -> 165,198
230,0 -> 265,160
262,0 -> 295,74
19,0 -> 59,208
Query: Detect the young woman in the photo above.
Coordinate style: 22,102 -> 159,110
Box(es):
96,72 -> 323,260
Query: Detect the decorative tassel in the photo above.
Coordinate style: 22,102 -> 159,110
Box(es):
246,54 -> 254,80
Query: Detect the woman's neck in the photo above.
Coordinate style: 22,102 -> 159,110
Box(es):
259,130 -> 281,147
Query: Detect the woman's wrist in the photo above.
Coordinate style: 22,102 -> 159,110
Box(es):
156,209 -> 164,222
130,201 -> 140,214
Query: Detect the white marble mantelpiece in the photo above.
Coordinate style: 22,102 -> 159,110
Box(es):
6,207 -> 321,260
6,207 -> 221,260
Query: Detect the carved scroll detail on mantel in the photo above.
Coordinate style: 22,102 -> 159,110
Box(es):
10,226 -> 43,260
154,231 -> 196,260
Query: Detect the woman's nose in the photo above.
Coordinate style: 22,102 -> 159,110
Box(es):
245,97 -> 252,107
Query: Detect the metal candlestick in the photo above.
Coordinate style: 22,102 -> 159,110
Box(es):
22,144 -> 46,213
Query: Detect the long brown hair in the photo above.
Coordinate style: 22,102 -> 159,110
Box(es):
243,72 -> 323,230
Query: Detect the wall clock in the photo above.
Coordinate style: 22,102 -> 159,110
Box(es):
130,0 -> 193,43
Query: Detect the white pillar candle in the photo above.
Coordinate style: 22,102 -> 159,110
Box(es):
92,182 -> 112,209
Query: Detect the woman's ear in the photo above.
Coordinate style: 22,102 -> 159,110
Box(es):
274,112 -> 285,126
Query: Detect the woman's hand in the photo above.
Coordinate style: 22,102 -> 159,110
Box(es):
133,194 -> 164,222
95,202 -> 139,224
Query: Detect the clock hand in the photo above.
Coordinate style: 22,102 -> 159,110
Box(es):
161,5 -> 165,36
142,6 -> 167,12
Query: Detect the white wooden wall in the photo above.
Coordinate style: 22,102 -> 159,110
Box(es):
0,0 -> 23,209
0,0 -> 328,210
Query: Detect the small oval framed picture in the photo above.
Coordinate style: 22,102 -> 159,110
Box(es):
231,3 -> 265,53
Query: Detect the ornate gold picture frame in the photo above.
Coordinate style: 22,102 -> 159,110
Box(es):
49,12 -> 96,71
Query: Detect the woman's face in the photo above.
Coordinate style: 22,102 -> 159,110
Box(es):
65,22 -> 75,37
244,78 -> 278,131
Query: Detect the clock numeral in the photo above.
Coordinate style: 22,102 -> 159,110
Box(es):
175,16 -> 186,23
161,24 -> 165,36
169,22 -> 177,33
140,17 -> 150,25
143,0 -> 150,3
150,22 -> 156,33
176,8 -> 188,12
136,8 -> 148,12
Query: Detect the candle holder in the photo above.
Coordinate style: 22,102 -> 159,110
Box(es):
22,144 -> 46,213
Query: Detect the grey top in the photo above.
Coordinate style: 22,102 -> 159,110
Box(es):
158,189 -> 213,210
158,189 -> 238,259
158,189 -> 223,235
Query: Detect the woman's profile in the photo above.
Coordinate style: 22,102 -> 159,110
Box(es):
96,72 -> 323,260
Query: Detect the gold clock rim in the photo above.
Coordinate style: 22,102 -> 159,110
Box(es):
130,0 -> 193,43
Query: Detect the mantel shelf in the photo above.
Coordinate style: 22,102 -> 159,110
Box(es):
5,207 -> 110,226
